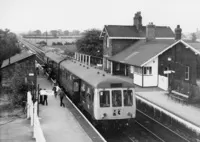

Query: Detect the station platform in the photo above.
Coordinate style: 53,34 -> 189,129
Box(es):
37,75 -> 106,142
120,76 -> 200,132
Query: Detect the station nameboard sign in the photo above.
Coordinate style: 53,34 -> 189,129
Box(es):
164,70 -> 175,74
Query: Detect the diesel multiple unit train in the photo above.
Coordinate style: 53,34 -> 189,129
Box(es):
44,51 -> 136,128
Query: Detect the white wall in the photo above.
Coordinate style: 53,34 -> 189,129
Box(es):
134,73 -> 142,86
143,58 -> 158,87
158,75 -> 168,90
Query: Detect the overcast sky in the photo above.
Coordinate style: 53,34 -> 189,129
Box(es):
0,0 -> 199,33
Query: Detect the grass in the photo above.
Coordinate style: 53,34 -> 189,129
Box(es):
0,93 -> 24,118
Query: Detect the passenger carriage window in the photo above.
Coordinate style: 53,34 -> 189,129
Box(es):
112,90 -> 122,107
81,83 -> 86,98
123,90 -> 133,106
99,91 -> 110,107
73,81 -> 79,92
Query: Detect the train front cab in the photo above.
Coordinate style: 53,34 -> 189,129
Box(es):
93,87 -> 136,126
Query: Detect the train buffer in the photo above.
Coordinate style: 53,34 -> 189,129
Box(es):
37,76 -> 106,142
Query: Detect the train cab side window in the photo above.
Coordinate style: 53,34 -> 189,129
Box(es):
99,91 -> 110,107
112,90 -> 122,107
123,90 -> 133,106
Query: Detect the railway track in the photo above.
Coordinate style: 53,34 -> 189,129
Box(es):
20,40 -> 193,142
18,38 -> 45,64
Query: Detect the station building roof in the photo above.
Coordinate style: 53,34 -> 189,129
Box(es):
60,60 -> 134,88
108,39 -> 175,66
101,25 -> 174,38
1,51 -> 35,69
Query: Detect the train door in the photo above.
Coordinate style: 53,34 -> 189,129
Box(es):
85,87 -> 94,114
73,79 -> 81,104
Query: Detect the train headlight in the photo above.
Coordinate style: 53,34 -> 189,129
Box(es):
127,112 -> 132,118
102,113 -> 107,119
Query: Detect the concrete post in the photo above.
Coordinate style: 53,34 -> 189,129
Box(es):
111,61 -> 113,75
74,52 -> 76,60
83,54 -> 85,63
85,55 -> 88,65
88,56 -> 91,66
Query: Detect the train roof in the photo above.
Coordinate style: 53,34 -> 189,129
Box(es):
60,60 -> 134,88
45,52 -> 66,63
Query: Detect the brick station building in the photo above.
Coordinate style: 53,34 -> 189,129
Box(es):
100,12 -> 200,102
1,51 -> 36,91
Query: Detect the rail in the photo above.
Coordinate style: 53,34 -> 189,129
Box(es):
27,92 -> 46,142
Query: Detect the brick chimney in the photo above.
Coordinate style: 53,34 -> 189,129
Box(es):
175,25 -> 182,40
146,22 -> 156,41
134,11 -> 142,30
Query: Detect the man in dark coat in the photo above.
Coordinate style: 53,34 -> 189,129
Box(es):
59,88 -> 65,107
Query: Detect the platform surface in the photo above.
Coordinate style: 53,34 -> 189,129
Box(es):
37,75 -> 105,142
120,76 -> 200,127
136,91 -> 200,126
0,118 -> 35,142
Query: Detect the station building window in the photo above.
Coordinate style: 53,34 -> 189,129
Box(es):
143,67 -> 152,75
185,66 -> 190,80
99,91 -> 110,107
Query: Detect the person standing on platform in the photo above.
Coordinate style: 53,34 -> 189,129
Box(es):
43,89 -> 48,106
59,88 -> 65,107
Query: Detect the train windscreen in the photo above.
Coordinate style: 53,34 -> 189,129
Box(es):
99,91 -> 110,107
123,90 -> 133,106
112,90 -> 122,107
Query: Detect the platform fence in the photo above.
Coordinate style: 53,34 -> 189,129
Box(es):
27,91 -> 46,142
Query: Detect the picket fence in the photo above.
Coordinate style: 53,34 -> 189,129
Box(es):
27,91 -> 46,142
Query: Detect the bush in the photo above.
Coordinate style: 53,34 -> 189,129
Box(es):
56,42 -> 63,45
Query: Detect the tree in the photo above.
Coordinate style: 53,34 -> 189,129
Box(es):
8,64 -> 28,107
75,29 -> 103,57
34,30 -> 42,36
191,33 -> 197,42
64,30 -> 69,36
70,30 -> 80,36
50,30 -> 58,37
0,29 -> 21,91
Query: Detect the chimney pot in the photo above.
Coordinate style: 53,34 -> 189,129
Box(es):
146,22 -> 156,41
134,11 -> 142,30
175,25 -> 182,40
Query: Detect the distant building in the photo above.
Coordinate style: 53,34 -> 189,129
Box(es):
1,51 -> 36,90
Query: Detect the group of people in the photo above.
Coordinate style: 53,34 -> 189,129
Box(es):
38,83 -> 65,107
39,88 -> 48,106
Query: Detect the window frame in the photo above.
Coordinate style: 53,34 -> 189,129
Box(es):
143,66 -> 152,75
112,90 -> 122,107
123,90 -> 133,106
99,90 -> 110,107
185,66 -> 190,80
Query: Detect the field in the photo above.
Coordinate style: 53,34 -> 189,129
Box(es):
26,38 -> 77,46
